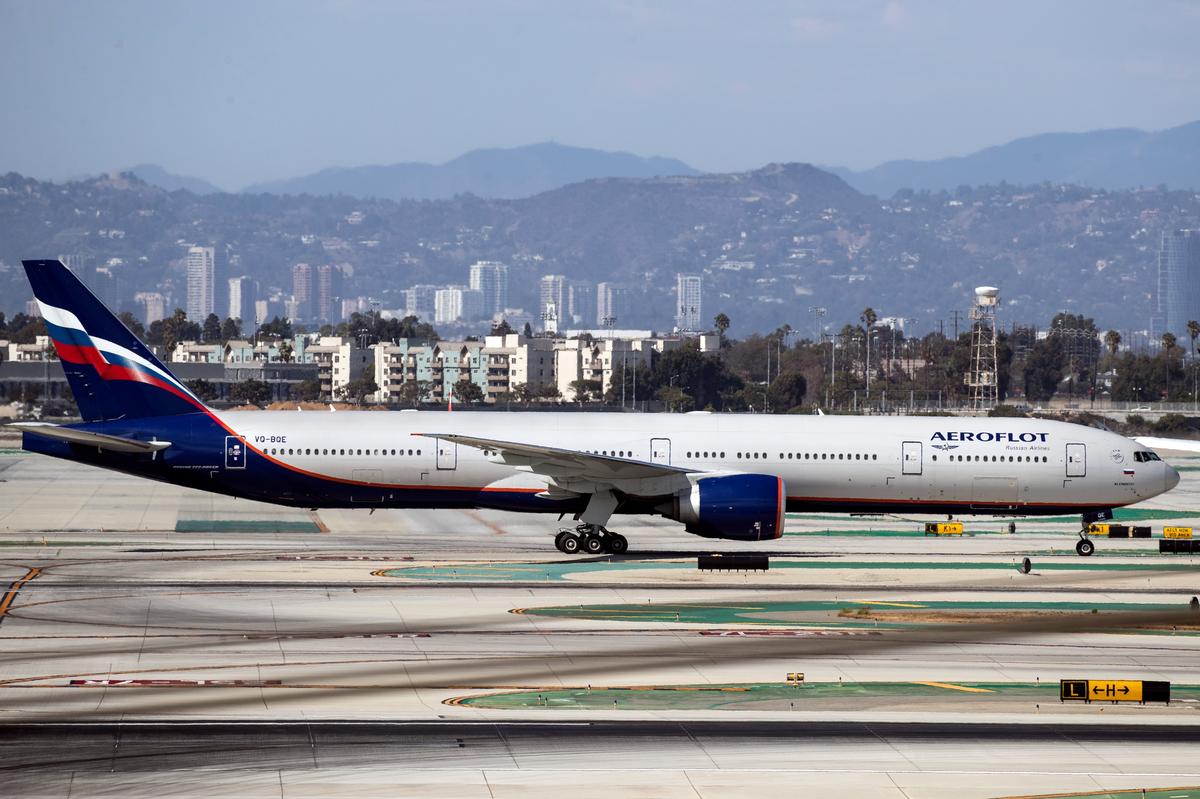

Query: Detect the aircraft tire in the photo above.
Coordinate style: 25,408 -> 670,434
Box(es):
560,533 -> 582,554
554,532 -> 572,553
583,534 -> 606,554
1075,538 -> 1095,557
607,534 -> 629,555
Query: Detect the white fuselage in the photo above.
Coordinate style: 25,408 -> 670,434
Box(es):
218,410 -> 1177,515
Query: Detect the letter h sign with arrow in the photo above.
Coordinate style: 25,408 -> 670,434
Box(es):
1060,679 -> 1170,704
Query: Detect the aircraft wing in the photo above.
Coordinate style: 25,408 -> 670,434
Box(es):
415,432 -> 698,483
10,422 -> 172,454
1133,436 -> 1200,454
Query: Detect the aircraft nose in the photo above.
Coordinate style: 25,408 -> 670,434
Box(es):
1165,464 -> 1181,492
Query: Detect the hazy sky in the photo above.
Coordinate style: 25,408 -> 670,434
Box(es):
2,0 -> 1198,190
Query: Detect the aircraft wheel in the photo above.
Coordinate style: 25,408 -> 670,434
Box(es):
607,534 -> 629,555
1075,538 -> 1095,557
582,534 -> 606,554
559,533 -> 582,555
554,531 -> 572,553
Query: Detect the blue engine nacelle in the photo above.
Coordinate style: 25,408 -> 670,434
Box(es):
666,473 -> 785,541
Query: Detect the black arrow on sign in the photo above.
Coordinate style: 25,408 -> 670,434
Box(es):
1091,684 -> 1131,696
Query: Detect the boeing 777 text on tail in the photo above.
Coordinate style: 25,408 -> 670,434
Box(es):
11,260 -> 1181,556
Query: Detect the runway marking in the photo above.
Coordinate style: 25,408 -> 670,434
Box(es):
862,601 -> 927,608
0,566 -> 42,619
912,681 -> 995,693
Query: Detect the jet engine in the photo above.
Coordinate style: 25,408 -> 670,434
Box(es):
660,473 -> 785,541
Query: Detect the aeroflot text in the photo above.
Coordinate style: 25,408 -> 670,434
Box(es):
930,432 -> 1049,443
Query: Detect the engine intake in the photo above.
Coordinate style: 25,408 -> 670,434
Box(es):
665,473 -> 785,541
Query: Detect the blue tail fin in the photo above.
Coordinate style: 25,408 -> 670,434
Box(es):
23,259 -> 206,421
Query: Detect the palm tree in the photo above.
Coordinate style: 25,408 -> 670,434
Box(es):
1104,330 -> 1121,364
713,312 -> 730,340
1188,320 -> 1200,360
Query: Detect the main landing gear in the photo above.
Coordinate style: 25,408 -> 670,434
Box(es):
555,524 -> 629,555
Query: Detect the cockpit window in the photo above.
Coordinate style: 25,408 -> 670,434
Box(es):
1134,451 -> 1162,463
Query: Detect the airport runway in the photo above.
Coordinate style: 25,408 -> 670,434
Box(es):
1,447 -> 1200,797
5,720 -> 1200,799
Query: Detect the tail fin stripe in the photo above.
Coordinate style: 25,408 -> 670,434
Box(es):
37,298 -> 198,400
89,336 -> 196,395
41,318 -> 92,348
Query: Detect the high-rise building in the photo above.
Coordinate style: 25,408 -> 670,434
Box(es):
134,292 -> 166,326
186,246 -> 216,321
315,264 -> 342,322
596,282 -> 630,326
1157,230 -> 1200,339
59,253 -> 94,292
435,286 -> 484,324
292,263 -> 314,320
254,299 -> 271,328
539,275 -> 566,326
567,280 -> 594,326
468,261 -> 509,316
404,285 -> 440,320
341,296 -> 369,321
674,273 -> 703,332
227,276 -> 256,329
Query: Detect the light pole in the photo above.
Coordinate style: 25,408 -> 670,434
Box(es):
808,306 -> 826,343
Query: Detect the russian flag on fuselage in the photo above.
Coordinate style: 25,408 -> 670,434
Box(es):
23,260 -> 205,421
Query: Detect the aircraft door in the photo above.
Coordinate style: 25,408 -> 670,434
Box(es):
650,438 -> 671,465
436,441 -> 457,470
901,441 -> 922,475
1066,443 -> 1086,477
224,436 -> 246,470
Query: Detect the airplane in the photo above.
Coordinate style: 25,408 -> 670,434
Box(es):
8,259 -> 1182,557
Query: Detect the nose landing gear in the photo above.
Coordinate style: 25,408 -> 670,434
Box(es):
1076,510 -> 1113,557
554,524 -> 629,555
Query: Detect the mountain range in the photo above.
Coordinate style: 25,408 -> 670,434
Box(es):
131,143 -> 698,201
125,121 -> 1200,202
829,120 -> 1200,196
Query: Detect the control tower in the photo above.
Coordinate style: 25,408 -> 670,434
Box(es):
965,286 -> 1000,411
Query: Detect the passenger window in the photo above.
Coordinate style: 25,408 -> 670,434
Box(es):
872,454 -> 877,460
932,455 -> 937,461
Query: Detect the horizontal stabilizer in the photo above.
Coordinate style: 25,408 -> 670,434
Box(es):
11,422 -> 172,454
